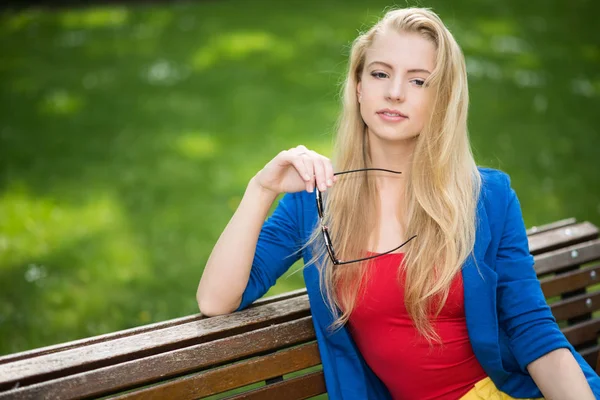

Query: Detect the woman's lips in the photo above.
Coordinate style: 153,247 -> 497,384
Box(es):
377,112 -> 408,122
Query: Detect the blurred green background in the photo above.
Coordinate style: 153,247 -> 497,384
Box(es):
0,0 -> 599,356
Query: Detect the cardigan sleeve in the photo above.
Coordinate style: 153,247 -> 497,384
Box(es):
234,191 -> 303,312
495,173 -> 572,372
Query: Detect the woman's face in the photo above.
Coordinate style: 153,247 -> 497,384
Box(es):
357,29 -> 436,142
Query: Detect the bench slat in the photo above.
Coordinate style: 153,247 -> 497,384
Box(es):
0,317 -> 317,400
226,371 -> 326,400
528,222 -> 598,255
526,218 -> 577,236
534,240 -> 600,276
107,343 -> 322,400
0,296 -> 311,391
562,319 -> 600,347
540,264 -> 600,298
0,289 -> 310,367
581,346 -> 600,370
0,314 -> 203,367
550,292 -> 600,321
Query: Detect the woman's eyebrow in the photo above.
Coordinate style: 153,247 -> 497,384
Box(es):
367,61 -> 431,74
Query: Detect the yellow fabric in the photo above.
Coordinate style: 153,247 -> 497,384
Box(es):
459,376 -> 544,400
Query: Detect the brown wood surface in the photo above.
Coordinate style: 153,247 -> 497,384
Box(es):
0,295 -> 311,392
534,240 -> 600,276
0,288 -> 309,367
540,264 -> 600,297
106,343 -> 322,400
581,346 -> 600,370
225,371 -> 327,400
0,318 -> 317,400
550,292 -> 600,321
528,222 -> 598,255
562,318 -> 600,347
527,218 -> 577,236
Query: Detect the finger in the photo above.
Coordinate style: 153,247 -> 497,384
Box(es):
282,151 -> 313,192
291,158 -> 311,182
282,150 -> 311,181
296,154 -> 313,192
322,158 -> 334,187
311,153 -> 327,192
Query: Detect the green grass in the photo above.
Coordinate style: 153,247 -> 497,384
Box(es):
0,0 -> 599,356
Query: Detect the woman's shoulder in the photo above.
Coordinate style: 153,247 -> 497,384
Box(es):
476,166 -> 518,228
477,166 -> 513,200
477,166 -> 510,188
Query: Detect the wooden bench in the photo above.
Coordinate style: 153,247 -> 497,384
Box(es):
1,218 -> 599,400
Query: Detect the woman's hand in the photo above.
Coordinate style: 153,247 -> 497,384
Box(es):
254,145 -> 338,195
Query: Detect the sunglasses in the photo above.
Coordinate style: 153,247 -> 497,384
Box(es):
315,167 -> 417,265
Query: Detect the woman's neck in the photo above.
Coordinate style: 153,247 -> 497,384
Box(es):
367,130 -> 416,193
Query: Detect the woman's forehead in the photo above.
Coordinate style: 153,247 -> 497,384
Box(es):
365,29 -> 436,72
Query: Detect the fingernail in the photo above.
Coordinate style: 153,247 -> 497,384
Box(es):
327,179 -> 332,186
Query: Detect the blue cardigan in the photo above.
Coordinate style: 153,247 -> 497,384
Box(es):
235,167 -> 600,399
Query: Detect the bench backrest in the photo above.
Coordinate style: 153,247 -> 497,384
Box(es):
0,218 -> 598,399
530,219 -> 600,367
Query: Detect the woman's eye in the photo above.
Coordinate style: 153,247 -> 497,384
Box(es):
371,72 -> 388,79
371,72 -> 425,87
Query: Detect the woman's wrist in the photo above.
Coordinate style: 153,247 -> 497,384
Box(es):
247,175 -> 279,204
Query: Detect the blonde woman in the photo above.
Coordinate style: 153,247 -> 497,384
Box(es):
197,7 -> 600,400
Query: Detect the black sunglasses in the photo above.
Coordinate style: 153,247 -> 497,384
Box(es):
315,167 -> 417,265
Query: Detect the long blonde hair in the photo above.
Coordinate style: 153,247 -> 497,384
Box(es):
295,7 -> 481,343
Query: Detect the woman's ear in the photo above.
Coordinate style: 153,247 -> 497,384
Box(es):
357,81 -> 362,103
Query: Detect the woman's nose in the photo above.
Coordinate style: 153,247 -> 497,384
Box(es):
386,81 -> 406,102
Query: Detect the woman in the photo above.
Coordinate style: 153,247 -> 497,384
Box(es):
197,7 -> 600,399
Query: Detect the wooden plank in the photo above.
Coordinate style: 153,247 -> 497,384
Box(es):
562,319 -> 600,347
527,218 -> 577,236
534,240 -> 600,276
551,292 -> 600,321
581,346 -> 600,370
106,343 -> 322,400
0,313 -> 205,366
528,222 -> 598,255
0,289 -> 309,367
540,264 -> 600,298
0,295 -> 311,391
226,371 -> 326,400
0,318 -> 317,400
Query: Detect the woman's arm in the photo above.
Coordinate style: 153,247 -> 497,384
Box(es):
528,348 -> 594,399
197,145 -> 337,316
493,171 -> 600,396
196,176 -> 279,316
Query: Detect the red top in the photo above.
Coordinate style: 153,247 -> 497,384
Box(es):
336,252 -> 487,400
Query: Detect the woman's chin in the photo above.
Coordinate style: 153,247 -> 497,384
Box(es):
367,128 -> 417,143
